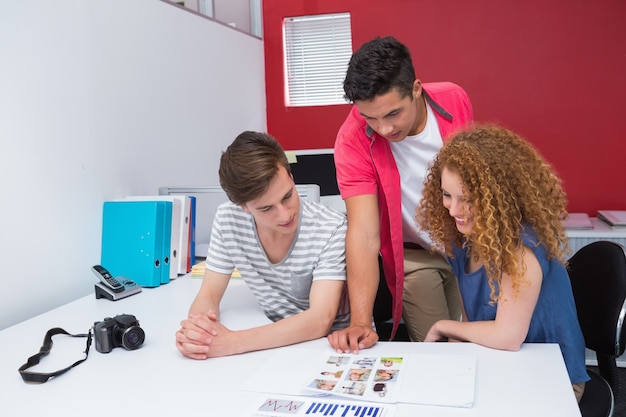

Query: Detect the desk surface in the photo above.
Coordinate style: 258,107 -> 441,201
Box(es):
0,276 -> 581,417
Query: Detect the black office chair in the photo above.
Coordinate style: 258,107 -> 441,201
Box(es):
373,255 -> 410,341
568,241 -> 626,417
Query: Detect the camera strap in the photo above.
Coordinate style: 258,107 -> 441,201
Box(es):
18,327 -> 92,384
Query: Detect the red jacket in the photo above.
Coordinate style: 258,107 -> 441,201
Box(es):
334,82 -> 474,338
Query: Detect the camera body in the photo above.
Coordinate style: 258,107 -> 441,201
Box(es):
93,314 -> 145,353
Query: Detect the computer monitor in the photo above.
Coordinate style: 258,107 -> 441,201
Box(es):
288,149 -> 339,197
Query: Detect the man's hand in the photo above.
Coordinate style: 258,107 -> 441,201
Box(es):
175,311 -> 219,359
327,323 -> 379,354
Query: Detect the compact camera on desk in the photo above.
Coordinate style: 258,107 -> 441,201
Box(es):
93,314 -> 145,353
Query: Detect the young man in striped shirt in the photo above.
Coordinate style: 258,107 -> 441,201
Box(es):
176,131 -> 349,359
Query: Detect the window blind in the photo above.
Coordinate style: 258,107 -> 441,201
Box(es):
283,13 -> 352,107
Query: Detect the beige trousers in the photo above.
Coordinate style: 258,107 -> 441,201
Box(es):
401,248 -> 462,342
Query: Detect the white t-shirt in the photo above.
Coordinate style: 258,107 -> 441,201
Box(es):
205,198 -> 350,331
389,102 -> 442,249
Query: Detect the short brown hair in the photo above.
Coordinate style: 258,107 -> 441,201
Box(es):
219,131 -> 291,205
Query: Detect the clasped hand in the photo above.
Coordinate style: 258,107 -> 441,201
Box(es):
175,311 -> 233,359
327,323 -> 379,354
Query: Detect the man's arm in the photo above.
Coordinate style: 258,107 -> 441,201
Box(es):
175,268 -> 230,359
188,268 -> 230,318
327,194 -> 381,353
188,278 -> 346,358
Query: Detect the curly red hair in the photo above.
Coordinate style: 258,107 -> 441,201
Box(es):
416,124 -> 570,302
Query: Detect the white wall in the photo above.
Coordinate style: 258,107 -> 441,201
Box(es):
214,0 -> 251,32
0,0 -> 266,330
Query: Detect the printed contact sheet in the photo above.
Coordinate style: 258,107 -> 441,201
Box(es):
305,355 -> 406,403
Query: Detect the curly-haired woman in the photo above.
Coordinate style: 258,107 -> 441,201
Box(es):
417,124 -> 589,402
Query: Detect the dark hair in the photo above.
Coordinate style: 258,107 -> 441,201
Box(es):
343,36 -> 416,102
218,131 -> 291,205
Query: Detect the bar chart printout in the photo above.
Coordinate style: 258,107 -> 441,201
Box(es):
250,398 -> 395,417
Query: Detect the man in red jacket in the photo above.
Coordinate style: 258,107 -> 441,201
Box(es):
328,36 -> 473,353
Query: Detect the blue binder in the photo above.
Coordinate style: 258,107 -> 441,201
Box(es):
101,201 -> 172,287
188,195 -> 196,271
159,203 -> 172,285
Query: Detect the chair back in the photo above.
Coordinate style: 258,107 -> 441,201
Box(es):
568,241 -> 626,358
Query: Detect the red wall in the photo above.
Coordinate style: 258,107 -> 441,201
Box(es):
262,0 -> 626,214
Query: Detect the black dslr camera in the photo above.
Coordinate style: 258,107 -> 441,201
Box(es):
93,314 -> 145,353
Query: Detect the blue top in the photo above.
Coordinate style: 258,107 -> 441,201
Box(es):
449,226 -> 590,384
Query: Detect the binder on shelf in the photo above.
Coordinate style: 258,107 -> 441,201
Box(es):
564,213 -> 593,230
125,195 -> 188,279
159,202 -> 172,285
188,195 -> 196,271
101,201 -> 172,288
177,195 -> 192,274
598,210 -> 626,228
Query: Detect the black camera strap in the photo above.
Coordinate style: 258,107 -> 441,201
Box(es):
18,327 -> 92,384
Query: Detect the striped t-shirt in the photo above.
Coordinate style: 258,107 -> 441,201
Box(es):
205,198 -> 350,331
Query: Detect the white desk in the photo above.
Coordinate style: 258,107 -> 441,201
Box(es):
0,276 -> 581,417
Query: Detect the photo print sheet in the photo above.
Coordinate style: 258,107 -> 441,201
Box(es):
238,347 -> 476,408
306,354 -> 406,403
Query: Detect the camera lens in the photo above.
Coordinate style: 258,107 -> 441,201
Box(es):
121,326 -> 145,350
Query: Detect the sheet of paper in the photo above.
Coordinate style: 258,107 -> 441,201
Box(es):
239,348 -> 476,408
396,353 -> 476,408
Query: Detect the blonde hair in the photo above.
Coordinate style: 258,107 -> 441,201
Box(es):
417,124 -> 569,302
